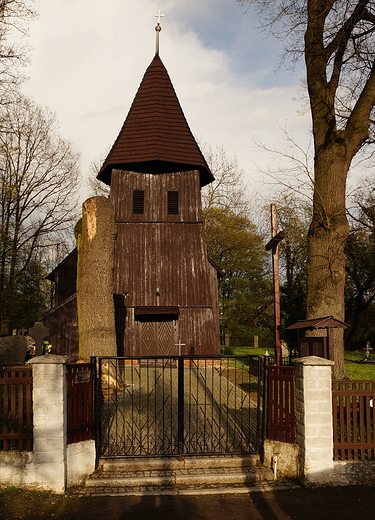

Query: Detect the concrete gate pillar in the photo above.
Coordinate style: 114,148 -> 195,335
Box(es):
30,355 -> 68,494
294,355 -> 335,486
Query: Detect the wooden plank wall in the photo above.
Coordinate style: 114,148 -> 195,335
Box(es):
111,169 -> 220,356
53,249 -> 77,305
42,298 -> 79,361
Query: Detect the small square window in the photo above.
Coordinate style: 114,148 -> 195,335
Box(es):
167,191 -> 179,215
133,190 -> 144,214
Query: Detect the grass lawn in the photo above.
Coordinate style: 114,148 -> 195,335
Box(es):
223,346 -> 375,380
344,350 -> 375,380
222,346 -> 272,357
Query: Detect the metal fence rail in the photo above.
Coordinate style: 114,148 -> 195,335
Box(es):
332,380 -> 375,461
98,355 -> 262,458
0,366 -> 33,451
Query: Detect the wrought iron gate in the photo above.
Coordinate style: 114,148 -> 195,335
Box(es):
97,355 -> 263,458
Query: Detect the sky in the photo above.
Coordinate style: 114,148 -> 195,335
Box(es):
20,0 -> 311,204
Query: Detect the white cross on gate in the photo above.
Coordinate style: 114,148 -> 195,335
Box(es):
175,339 -> 185,357
155,8 -> 165,25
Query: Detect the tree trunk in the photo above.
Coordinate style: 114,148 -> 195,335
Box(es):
306,143 -> 350,378
76,196 -> 118,361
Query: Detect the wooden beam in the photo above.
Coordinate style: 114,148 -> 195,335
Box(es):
265,230 -> 285,251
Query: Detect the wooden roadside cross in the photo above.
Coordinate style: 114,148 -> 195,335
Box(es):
265,203 -> 285,366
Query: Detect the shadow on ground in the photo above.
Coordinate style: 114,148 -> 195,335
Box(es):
1,486 -> 375,520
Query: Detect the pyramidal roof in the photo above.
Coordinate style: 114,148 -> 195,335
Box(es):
97,54 -> 214,187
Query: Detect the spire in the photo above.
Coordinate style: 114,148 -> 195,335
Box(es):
154,8 -> 164,56
97,54 -> 214,187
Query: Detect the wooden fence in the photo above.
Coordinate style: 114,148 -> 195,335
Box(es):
332,380 -> 375,461
265,365 -> 296,443
66,363 -> 95,444
0,367 -> 33,451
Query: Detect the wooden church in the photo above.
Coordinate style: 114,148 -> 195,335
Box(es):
40,26 -> 222,360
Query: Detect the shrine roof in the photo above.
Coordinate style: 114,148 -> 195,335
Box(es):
285,316 -> 349,330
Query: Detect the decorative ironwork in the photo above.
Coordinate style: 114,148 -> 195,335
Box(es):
98,355 -> 262,458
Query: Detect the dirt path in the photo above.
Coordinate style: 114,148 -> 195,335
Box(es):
101,364 -> 259,457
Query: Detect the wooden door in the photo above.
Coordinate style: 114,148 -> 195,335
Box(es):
137,314 -> 176,356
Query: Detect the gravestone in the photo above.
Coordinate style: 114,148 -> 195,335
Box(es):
281,341 -> 289,358
28,321 -> 49,356
0,335 -> 28,365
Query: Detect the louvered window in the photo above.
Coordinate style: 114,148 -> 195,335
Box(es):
133,190 -> 144,214
167,191 -> 179,215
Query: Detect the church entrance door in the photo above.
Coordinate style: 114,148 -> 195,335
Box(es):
136,314 -> 177,356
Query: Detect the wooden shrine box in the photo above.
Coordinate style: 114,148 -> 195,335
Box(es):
285,316 -> 349,361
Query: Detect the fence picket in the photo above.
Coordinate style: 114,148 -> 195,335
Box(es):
332,380 -> 375,461
0,367 -> 33,451
265,365 -> 296,444
66,363 -> 94,444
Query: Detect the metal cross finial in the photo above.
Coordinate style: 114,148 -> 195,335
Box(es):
154,8 -> 164,55
155,8 -> 165,25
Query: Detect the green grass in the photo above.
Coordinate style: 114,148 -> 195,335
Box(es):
223,346 -> 375,380
222,346 -> 270,356
344,350 -> 375,380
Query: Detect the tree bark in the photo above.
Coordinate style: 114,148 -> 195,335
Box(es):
304,0 -> 375,378
306,144 -> 351,378
76,196 -> 118,361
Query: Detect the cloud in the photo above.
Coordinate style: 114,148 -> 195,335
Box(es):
22,0 -> 307,202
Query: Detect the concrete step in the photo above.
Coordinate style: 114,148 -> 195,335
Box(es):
73,455 -> 299,496
100,454 -> 260,473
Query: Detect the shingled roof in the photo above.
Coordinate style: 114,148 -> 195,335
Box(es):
97,54 -> 214,187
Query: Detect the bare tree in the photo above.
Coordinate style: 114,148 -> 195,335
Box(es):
0,96 -> 80,335
0,1 -> 36,103
86,152 -> 110,198
200,144 -> 251,217
238,0 -> 375,377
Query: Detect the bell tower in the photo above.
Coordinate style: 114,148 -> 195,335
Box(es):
97,22 -> 221,356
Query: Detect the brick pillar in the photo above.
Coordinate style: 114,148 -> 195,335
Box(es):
294,355 -> 334,486
30,355 -> 68,494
